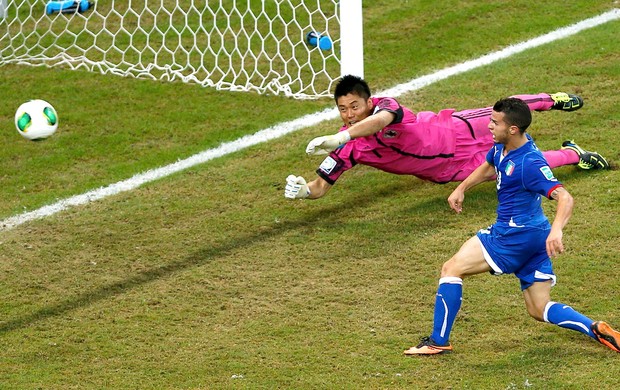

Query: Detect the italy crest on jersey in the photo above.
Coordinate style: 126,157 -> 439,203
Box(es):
504,161 -> 515,176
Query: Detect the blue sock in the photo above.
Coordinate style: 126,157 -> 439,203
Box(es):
430,277 -> 463,345
544,301 -> 596,339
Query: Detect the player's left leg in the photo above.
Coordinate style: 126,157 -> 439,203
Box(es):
541,149 -> 580,168
546,300 -> 620,352
452,92 -> 583,137
544,301 -> 598,338
524,282 -> 597,337
542,141 -> 610,170
511,93 -> 583,112
561,140 -> 610,170
523,281 -> 620,352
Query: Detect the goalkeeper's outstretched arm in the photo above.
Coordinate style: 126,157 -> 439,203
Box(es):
284,175 -> 332,199
306,110 -> 395,155
306,177 -> 332,199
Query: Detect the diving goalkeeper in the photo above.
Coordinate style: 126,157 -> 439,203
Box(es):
284,75 -> 608,200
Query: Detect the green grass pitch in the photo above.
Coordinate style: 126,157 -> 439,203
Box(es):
0,2 -> 619,388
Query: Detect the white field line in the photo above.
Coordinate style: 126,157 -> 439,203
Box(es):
1,9 -> 618,232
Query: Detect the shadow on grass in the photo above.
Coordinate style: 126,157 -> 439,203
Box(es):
0,166 -> 601,334
0,180 -> 450,334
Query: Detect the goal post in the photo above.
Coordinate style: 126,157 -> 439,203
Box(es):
339,0 -> 364,81
0,0 -> 364,99
0,0 -> 7,19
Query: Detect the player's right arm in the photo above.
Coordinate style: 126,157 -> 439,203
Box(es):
306,176 -> 332,199
284,175 -> 332,200
448,161 -> 495,213
288,135 -> 355,200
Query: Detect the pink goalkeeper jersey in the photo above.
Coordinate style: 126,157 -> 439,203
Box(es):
316,94 -> 556,184
317,96 -> 491,184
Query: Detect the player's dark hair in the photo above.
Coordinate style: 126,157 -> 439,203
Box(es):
492,97 -> 532,133
334,74 -> 371,102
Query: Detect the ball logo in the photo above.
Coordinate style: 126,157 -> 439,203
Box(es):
43,107 -> 58,126
16,113 -> 32,132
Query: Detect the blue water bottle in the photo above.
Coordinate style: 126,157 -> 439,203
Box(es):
46,0 -> 92,15
306,31 -> 333,51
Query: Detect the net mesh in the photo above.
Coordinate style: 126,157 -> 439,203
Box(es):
1,0 -> 341,98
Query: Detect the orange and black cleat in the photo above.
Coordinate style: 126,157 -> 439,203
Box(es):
592,321 -> 620,353
404,336 -> 453,356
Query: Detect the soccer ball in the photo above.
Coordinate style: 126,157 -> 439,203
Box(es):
14,99 -> 59,141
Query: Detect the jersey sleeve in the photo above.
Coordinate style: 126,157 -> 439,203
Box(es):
372,97 -> 404,125
522,154 -> 563,198
316,141 -> 357,185
485,145 -> 498,166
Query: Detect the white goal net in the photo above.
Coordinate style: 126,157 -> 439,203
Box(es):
0,0 -> 363,99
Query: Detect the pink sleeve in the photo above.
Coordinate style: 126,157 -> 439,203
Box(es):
316,141 -> 356,185
372,97 -> 404,124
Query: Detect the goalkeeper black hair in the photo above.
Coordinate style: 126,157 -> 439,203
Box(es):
334,74 -> 371,102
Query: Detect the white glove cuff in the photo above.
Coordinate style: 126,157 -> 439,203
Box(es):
338,130 -> 352,144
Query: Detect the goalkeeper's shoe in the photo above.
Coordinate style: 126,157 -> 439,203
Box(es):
592,321 -> 620,353
549,92 -> 584,111
403,336 -> 453,356
561,140 -> 610,170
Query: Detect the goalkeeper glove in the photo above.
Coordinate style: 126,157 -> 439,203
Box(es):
305,130 -> 351,155
284,175 -> 311,199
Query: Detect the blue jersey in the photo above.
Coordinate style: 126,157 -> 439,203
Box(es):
477,135 -> 564,290
486,135 -> 563,229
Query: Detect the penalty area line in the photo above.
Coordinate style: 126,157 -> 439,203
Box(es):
1,8 -> 618,232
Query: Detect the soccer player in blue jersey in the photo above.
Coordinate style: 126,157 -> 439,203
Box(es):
404,97 -> 620,356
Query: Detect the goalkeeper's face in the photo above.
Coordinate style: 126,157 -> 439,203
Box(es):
336,93 -> 373,128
